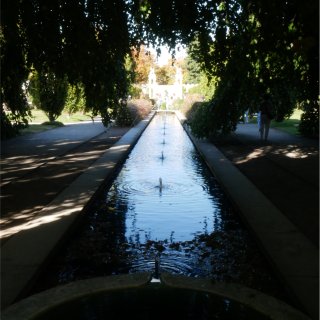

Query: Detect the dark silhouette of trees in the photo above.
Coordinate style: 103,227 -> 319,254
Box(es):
1,0 -> 318,138
187,0 -> 318,137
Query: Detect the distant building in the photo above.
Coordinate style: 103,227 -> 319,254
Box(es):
147,67 -> 183,101
141,67 -> 196,109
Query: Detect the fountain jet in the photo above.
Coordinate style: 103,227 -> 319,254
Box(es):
150,253 -> 161,283
154,253 -> 160,279
159,177 -> 163,192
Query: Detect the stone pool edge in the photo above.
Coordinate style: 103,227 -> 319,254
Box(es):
175,111 -> 318,320
0,112 -> 156,310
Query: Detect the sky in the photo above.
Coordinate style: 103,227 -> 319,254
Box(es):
148,45 -> 187,66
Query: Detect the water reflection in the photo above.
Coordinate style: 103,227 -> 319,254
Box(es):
36,113 -> 286,300
114,114 -> 223,242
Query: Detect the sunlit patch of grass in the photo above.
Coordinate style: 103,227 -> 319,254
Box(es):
29,109 -> 93,124
271,119 -> 300,135
271,109 -> 302,135
20,124 -> 58,135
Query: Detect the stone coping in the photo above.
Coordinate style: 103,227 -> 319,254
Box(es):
3,273 -> 310,320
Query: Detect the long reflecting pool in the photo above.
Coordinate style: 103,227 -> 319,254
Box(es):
35,112 -> 288,300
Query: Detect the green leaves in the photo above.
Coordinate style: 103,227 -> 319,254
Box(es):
186,0 -> 318,137
1,0 -> 318,138
28,69 -> 68,122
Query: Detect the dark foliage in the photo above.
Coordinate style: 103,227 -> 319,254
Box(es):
1,0 -> 318,138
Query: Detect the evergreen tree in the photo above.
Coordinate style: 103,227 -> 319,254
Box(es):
29,69 -> 68,122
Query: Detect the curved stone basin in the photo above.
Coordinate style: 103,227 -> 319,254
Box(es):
3,273 -> 310,320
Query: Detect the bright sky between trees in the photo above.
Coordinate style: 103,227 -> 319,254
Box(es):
148,45 -> 187,66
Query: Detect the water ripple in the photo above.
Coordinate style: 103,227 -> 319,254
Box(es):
117,180 -> 206,197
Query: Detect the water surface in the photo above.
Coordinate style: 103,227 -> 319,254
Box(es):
36,112 -> 287,300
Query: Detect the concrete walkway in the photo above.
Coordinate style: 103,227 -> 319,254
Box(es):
182,120 -> 318,320
1,122 -> 130,243
1,115 -> 154,309
1,121 -> 107,187
1,115 -> 319,319
222,124 -> 319,246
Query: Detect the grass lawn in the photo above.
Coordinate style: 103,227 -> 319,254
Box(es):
271,109 -> 302,136
19,110 -> 94,136
29,109 -> 93,124
20,124 -> 60,135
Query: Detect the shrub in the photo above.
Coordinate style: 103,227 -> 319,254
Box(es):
179,93 -> 204,118
127,99 -> 153,125
299,101 -> 319,138
113,100 -> 133,126
189,101 -> 213,138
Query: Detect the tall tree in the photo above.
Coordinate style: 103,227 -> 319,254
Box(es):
1,0 -> 318,138
131,46 -> 156,84
64,83 -> 86,117
155,64 -> 176,85
187,0 -> 319,137
28,69 -> 68,122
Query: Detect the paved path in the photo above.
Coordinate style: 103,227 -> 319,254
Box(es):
1,122 -> 107,187
224,124 -> 319,246
1,122 -> 129,243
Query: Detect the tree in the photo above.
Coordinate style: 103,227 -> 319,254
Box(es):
28,69 -> 68,122
155,64 -> 176,85
187,0 -> 318,137
1,0 -> 30,138
131,46 -> 156,84
1,0 -> 318,138
182,52 -> 216,99
184,54 -> 202,84
64,83 -> 86,117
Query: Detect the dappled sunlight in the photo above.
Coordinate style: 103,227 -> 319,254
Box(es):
285,151 -> 308,159
1,155 -> 41,164
1,122 -> 122,247
109,144 -> 130,152
1,153 -> 55,187
1,160 -> 106,234
234,147 -> 271,164
1,194 -> 88,240
0,208 -> 77,240
1,208 -> 42,226
1,142 -> 111,188
43,171 -> 82,180
232,144 -> 318,165
272,145 -> 318,159
51,140 -> 81,147
3,169 -> 76,188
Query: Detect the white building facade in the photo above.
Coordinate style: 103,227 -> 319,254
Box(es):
147,67 -> 183,104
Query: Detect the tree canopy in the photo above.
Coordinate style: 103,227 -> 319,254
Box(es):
1,0 -> 318,138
